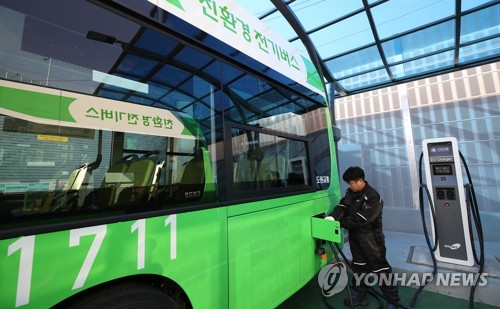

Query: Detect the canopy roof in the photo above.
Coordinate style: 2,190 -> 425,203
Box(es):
235,0 -> 500,97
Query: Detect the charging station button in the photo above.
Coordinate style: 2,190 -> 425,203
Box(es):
444,203 -> 450,207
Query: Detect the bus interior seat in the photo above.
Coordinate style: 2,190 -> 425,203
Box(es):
63,164 -> 91,191
233,155 -> 256,191
257,153 -> 285,188
171,152 -> 205,202
150,160 -> 165,199
115,151 -> 160,208
40,163 -> 92,213
83,154 -> 138,209
20,154 -> 103,214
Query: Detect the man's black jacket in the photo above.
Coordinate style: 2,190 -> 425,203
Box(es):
332,182 -> 383,233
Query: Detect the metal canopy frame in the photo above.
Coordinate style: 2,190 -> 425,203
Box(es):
258,0 -> 500,98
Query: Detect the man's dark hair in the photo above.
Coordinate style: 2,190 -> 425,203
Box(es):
342,166 -> 365,183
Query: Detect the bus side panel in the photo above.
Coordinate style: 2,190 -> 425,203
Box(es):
0,208 -> 228,309
228,195 -> 331,309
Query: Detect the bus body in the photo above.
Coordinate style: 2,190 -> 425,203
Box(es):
0,1 -> 342,308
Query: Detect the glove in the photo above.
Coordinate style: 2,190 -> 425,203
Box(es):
325,216 -> 335,221
331,204 -> 346,220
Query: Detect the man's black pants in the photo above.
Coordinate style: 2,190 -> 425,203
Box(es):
349,228 -> 400,303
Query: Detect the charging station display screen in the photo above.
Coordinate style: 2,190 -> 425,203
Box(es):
428,142 -> 454,163
428,142 -> 453,157
433,164 -> 452,175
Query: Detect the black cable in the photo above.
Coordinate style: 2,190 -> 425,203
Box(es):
459,151 -> 485,309
330,242 -> 407,309
367,289 -> 383,309
465,186 -> 479,264
320,242 -> 353,309
320,254 -> 337,309
321,295 -> 335,309
408,153 -> 439,308
418,152 -> 439,251
322,152 -> 438,309
324,149 -> 485,309
416,149 -> 485,309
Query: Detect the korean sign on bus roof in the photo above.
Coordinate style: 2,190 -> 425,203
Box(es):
146,0 -> 325,97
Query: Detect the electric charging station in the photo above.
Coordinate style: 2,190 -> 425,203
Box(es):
422,137 -> 474,266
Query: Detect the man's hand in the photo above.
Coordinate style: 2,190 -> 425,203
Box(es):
331,204 -> 347,220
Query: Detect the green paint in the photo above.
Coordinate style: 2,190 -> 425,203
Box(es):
165,0 -> 184,11
0,86 -> 76,122
180,116 -> 202,137
311,217 -> 341,242
0,185 -> 338,309
0,210 -> 229,308
228,198 -> 332,308
301,56 -> 324,93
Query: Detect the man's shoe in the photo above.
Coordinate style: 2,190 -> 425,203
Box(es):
386,303 -> 398,309
344,290 -> 369,306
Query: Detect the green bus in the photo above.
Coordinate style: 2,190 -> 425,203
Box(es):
0,0 -> 342,308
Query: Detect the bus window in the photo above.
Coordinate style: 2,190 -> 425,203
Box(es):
0,111 -> 211,224
229,125 -> 310,196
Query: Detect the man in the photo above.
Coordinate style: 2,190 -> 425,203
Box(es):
326,166 -> 399,309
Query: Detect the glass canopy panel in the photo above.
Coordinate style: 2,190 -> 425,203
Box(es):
173,46 -> 213,69
100,81 -> 136,96
248,89 -> 289,112
462,0 -> 496,11
391,50 -> 454,79
382,20 -> 455,64
201,61 -> 222,82
160,88 -> 195,104
153,64 -> 191,88
371,0 -> 455,39
290,39 -> 308,54
134,28 -> 179,57
459,38 -> 500,63
264,102 -> 303,116
96,90 -> 126,101
262,13 -> 297,41
232,1 -> 276,16
460,5 -> 500,45
141,82 -> 166,100
310,12 -> 374,59
219,61 -> 245,84
325,45 -> 383,79
204,90 -> 226,113
177,76 -> 213,99
127,95 -> 154,106
194,101 -> 213,119
115,54 -> 157,77
120,0 -> 499,97
290,0 -> 363,32
227,74 -> 266,100
337,68 -> 389,91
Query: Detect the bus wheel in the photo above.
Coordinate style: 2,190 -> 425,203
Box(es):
70,282 -> 180,308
